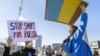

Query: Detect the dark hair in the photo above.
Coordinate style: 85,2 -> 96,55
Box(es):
48,45 -> 51,47
93,51 -> 99,56
63,25 -> 78,43
69,25 -> 78,36
25,41 -> 32,45
72,25 -> 78,33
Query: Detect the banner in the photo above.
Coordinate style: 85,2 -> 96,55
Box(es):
7,20 -> 37,43
45,0 -> 88,24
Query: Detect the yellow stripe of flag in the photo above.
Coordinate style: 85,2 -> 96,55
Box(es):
58,0 -> 81,24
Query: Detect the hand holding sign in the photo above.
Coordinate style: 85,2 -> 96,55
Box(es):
7,36 -> 13,47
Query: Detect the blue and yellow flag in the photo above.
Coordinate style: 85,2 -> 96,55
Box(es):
45,0 -> 88,24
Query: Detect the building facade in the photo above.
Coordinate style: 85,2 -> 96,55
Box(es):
35,35 -> 42,54
90,41 -> 100,55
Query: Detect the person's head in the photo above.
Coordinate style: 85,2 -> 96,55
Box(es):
69,25 -> 78,35
42,45 -> 46,49
93,51 -> 99,56
46,45 -> 52,54
25,41 -> 33,49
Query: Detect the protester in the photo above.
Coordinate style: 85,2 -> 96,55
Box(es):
93,50 -> 99,56
55,51 -> 62,56
61,4 -> 92,56
45,45 -> 54,56
3,36 -> 36,56
38,45 -> 46,56
58,48 -> 67,56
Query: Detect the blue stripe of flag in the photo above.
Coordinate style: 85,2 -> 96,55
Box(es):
45,0 -> 64,21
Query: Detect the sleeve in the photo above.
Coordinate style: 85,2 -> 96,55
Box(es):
34,49 -> 37,56
61,41 -> 71,53
32,49 -> 36,56
11,51 -> 20,56
3,46 -> 11,56
61,12 -> 88,53
73,12 -> 88,39
3,46 -> 21,56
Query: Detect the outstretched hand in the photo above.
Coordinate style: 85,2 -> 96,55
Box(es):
80,3 -> 86,13
68,24 -> 73,27
7,36 -> 13,47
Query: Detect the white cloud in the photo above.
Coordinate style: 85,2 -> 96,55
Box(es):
18,16 -> 27,21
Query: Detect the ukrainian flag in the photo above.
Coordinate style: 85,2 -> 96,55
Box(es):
45,0 -> 88,24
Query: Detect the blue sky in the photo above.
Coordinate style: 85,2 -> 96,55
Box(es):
0,0 -> 100,45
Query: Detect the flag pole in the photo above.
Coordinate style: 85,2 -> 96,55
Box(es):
84,30 -> 89,44
17,0 -> 23,20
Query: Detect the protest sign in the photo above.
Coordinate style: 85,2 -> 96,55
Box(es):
7,20 -> 37,43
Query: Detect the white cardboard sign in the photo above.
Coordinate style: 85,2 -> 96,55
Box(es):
7,20 -> 37,43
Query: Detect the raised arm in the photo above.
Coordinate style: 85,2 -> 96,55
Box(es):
73,12 -> 88,39
3,36 -> 13,56
61,5 -> 88,53
3,46 -> 11,56
73,3 -> 88,39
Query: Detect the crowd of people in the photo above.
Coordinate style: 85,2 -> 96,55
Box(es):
38,45 -> 67,56
2,36 -> 67,56
2,4 -> 99,56
2,36 -> 100,56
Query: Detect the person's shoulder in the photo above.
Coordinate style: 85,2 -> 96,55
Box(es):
4,46 -> 10,49
32,48 -> 36,52
23,47 -> 36,52
11,50 -> 21,56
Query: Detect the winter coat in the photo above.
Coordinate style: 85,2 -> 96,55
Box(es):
61,12 -> 92,56
3,46 -> 36,56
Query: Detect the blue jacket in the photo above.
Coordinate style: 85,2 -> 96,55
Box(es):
61,13 -> 92,56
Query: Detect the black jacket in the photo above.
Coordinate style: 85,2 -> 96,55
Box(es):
3,46 -> 36,56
